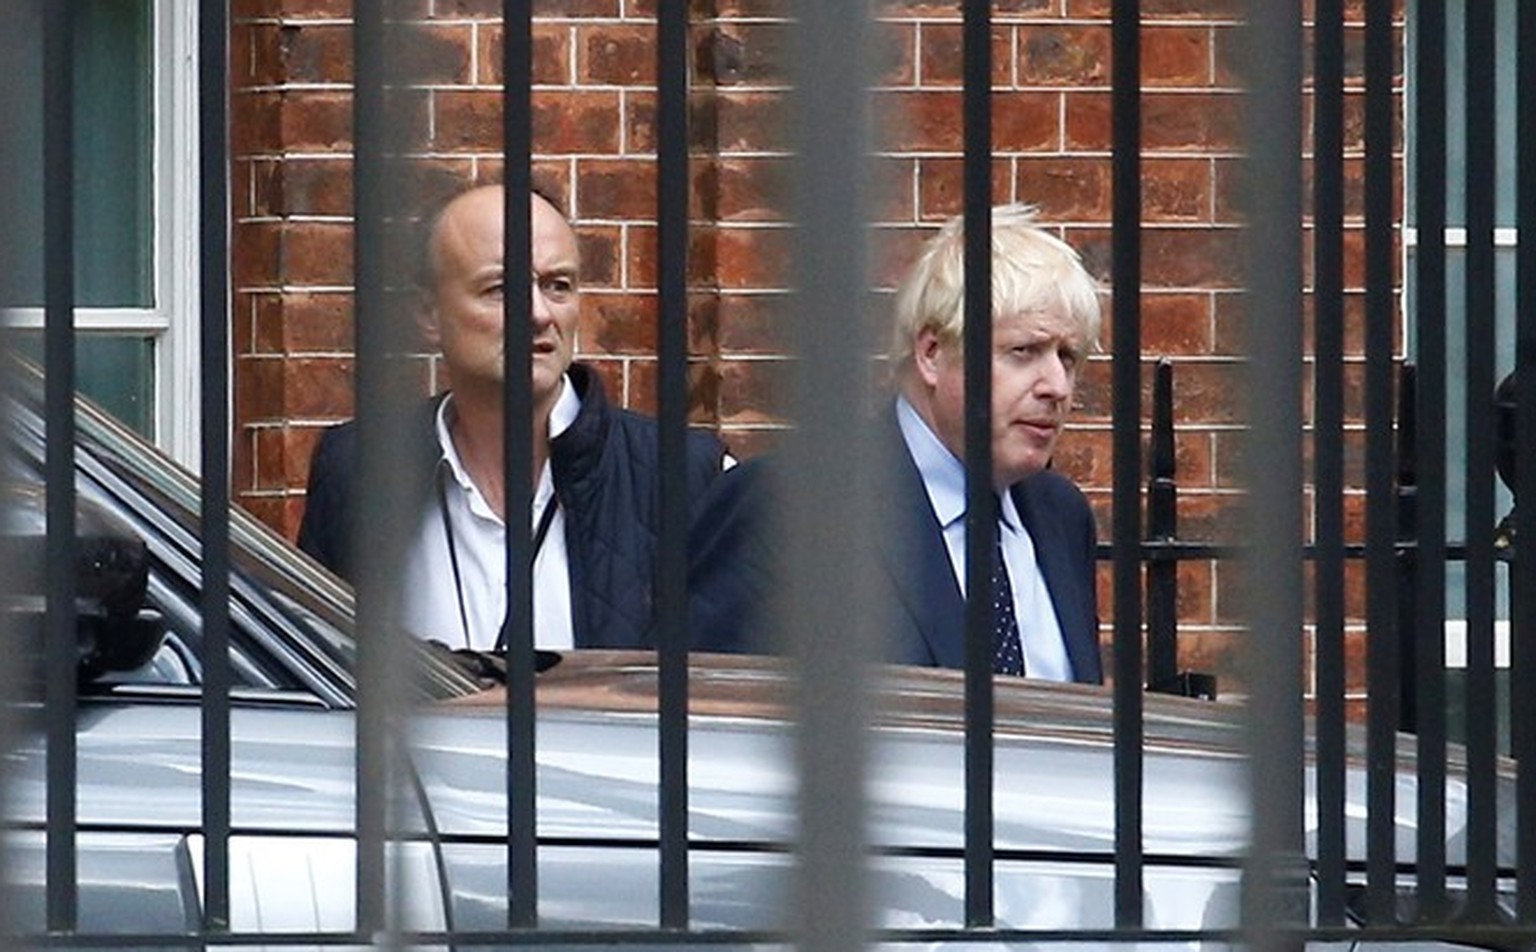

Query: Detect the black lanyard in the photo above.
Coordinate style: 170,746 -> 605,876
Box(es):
436,461 -> 560,650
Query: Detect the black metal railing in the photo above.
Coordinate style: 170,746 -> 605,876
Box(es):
3,0 -> 1535,948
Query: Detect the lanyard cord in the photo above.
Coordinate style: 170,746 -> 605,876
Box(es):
436,461 -> 560,650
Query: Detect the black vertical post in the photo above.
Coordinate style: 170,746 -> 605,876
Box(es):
1240,4 -> 1307,952
42,0 -> 78,933
1396,364 -> 1418,736
1110,0 -> 1143,930
1461,0 -> 1499,921
500,0 -> 538,930
1411,0 -> 1449,924
1145,359 -> 1175,692
198,0 -> 233,933
1515,0 -> 1536,924
655,0 -> 691,930
0,5 -> 27,943
960,0 -> 997,930
1362,0 -> 1400,924
1311,0 -> 1348,925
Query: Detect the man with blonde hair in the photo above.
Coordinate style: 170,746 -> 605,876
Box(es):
885,203 -> 1102,680
688,204 -> 1102,678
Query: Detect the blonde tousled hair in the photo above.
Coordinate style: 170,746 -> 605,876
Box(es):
890,204 -> 1102,369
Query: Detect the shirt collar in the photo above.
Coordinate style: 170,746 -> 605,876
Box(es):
547,372 -> 581,439
435,373 -> 582,496
895,395 -> 1018,533
434,395 -> 470,491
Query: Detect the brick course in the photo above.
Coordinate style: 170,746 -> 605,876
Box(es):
230,3 -> 1403,698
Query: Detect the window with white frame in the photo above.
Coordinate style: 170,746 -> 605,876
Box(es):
3,0 -> 202,467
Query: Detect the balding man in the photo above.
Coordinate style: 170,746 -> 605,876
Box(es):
298,185 -> 728,650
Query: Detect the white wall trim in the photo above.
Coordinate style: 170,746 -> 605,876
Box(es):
1403,226 -> 1520,248
156,0 -> 203,469
1443,619 -> 1511,670
1,307 -> 168,331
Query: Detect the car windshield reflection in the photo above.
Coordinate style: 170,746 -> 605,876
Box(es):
2,357 -> 483,703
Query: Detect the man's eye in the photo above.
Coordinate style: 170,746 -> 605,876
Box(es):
541,277 -> 577,300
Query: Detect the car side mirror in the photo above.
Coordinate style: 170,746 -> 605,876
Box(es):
1,482 -> 168,684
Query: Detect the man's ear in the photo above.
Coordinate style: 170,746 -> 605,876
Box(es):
416,295 -> 441,349
912,327 -> 946,388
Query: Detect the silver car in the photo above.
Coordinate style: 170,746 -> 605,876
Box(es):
0,370 -> 1517,946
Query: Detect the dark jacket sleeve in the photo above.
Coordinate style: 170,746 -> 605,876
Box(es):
687,456 -> 777,654
297,423 -> 356,580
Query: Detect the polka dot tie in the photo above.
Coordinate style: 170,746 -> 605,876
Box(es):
991,541 -> 1025,676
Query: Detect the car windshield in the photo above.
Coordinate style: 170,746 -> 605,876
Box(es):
1,358 -> 483,704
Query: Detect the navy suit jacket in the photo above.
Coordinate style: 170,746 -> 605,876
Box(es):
880,413 -> 1103,683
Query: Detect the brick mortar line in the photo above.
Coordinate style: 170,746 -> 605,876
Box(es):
237,284 -> 358,294
236,150 -> 684,160
241,154 -> 357,161
870,84 -> 1253,93
236,215 -> 354,223
869,151 -> 1251,159
245,353 -> 357,362
230,285 -> 1310,296
232,16 -> 1400,28
696,353 -> 801,362
235,16 -> 692,26
235,82 -> 693,92
237,286 -> 354,294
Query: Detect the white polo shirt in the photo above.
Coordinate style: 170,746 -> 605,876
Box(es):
895,396 -> 1072,681
397,378 -> 580,651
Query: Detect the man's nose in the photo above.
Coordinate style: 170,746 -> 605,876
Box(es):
530,281 -> 554,326
1036,352 -> 1072,399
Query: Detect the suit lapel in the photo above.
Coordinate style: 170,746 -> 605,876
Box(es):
1012,479 -> 1101,683
880,412 -> 967,668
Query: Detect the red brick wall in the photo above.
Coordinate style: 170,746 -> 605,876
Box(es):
228,0 -> 1403,695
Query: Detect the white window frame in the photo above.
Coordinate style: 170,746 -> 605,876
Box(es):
3,0 -> 204,469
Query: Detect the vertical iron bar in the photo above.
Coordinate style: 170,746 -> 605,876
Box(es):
1146,360 -> 1175,692
198,0 -> 232,933
1411,0 -> 1449,924
784,3 -> 877,951
1462,0 -> 1499,920
960,0 -> 997,930
352,5 -> 419,940
1516,0 -> 1536,924
42,0 -> 78,933
1362,0 -> 1400,924
655,0 -> 691,930
1110,0 -> 1144,930
0,7 -> 26,943
1395,365 -> 1418,727
351,3 -> 387,935
1240,4 -> 1307,952
1311,0 -> 1347,925
500,0 -> 538,930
